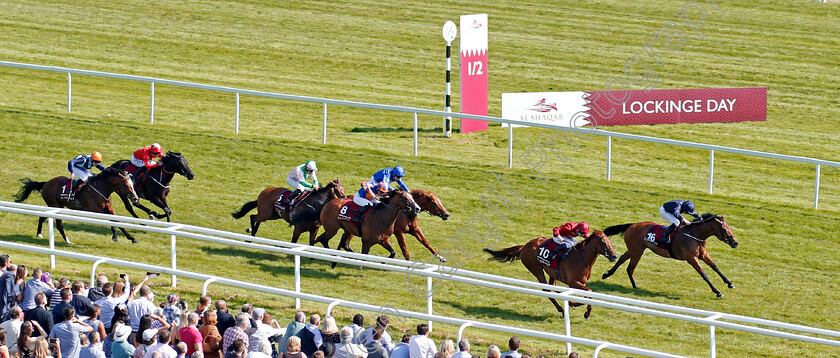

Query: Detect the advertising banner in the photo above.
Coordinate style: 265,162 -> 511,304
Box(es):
459,14 -> 488,133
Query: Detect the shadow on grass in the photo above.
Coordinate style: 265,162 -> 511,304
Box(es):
587,281 -> 682,300
440,299 -> 553,322
200,246 -> 346,280
350,126 -> 442,134
0,234 -> 76,247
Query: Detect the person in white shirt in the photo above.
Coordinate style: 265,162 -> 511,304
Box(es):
407,324 -> 436,358
127,284 -> 157,334
245,308 -> 284,353
0,306 -> 24,355
339,314 -> 365,345
19,268 -> 54,312
499,337 -> 521,358
451,339 -> 471,358
144,329 -> 177,358
333,327 -> 367,358
95,275 -> 146,332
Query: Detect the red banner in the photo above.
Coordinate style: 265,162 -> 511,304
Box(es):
585,87 -> 767,126
460,14 -> 488,133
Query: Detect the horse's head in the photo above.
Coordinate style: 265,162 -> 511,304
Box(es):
323,179 -> 346,199
706,214 -> 738,248
411,189 -> 450,221
586,230 -> 618,262
163,151 -> 195,180
388,190 -> 420,215
102,168 -> 139,204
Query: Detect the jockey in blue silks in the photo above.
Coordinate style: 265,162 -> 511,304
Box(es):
66,152 -> 105,199
352,166 -> 409,221
659,200 -> 702,243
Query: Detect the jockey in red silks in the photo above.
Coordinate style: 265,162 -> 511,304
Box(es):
549,222 -> 590,261
129,143 -> 164,178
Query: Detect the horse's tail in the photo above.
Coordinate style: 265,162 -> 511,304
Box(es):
483,246 -> 524,263
603,223 -> 633,236
14,178 -> 46,203
231,200 -> 258,219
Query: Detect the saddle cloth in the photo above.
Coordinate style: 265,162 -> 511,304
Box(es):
337,201 -> 365,222
536,239 -> 561,270
645,225 -> 671,249
274,190 -> 311,213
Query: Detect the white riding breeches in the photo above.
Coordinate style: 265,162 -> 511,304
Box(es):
286,177 -> 310,191
129,155 -> 145,168
353,195 -> 378,207
659,206 -> 681,226
71,167 -> 93,181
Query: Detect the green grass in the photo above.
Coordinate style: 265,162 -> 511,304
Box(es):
1,0 -> 839,357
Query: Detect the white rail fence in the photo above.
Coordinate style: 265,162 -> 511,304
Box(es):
1,61 -> 838,209
1,201 -> 838,358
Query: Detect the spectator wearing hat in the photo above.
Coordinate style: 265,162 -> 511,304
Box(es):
163,295 -> 182,327
179,313 -> 203,358
144,329 -> 176,358
111,323 -> 135,358
245,308 -> 283,354
50,307 -> 94,358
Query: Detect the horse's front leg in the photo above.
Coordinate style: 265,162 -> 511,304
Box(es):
118,193 -> 144,219
547,276 -> 564,315
687,256 -> 722,297
147,195 -> 171,221
408,226 -> 443,261
701,251 -> 734,289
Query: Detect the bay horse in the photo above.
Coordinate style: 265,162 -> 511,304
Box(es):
314,190 -> 420,263
111,151 -> 195,222
601,213 -> 738,297
484,231 -> 618,318
342,189 -> 450,262
13,167 -> 140,243
231,179 -> 345,244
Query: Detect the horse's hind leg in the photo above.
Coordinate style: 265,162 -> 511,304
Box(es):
247,215 -> 261,236
56,219 -> 71,244
688,256 -> 723,297
625,253 -> 644,289
545,276 -> 564,315
701,251 -> 734,289
602,251 -> 631,280
37,217 -> 46,238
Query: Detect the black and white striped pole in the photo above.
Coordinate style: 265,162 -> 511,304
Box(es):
442,21 -> 457,138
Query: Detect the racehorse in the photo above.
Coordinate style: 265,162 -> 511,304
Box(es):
111,151 -> 194,222
341,189 -> 449,262
14,167 -> 140,243
231,179 -> 346,244
601,213 -> 738,297
314,190 -> 420,262
392,190 -> 450,262
484,231 -> 618,318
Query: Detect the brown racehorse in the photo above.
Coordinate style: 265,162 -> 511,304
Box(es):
484,231 -> 618,318
342,189 -> 450,262
601,213 -> 738,297
314,190 -> 420,262
231,179 -> 345,244
13,167 -> 140,243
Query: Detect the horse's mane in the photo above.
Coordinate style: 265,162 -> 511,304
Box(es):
693,213 -> 722,223
95,167 -> 122,178
165,151 -> 181,157
410,189 -> 430,197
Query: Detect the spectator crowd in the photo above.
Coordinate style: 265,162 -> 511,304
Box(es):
0,254 -> 591,358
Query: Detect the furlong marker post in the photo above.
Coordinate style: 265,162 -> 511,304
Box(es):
442,21 -> 457,138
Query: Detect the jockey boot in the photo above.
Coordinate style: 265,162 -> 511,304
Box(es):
549,245 -> 565,260
662,224 -> 677,244
282,190 -> 301,206
132,167 -> 147,181
67,178 -> 77,201
355,205 -> 371,223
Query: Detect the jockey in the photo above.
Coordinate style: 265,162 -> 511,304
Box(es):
129,143 -> 164,178
68,151 -> 106,183
548,222 -> 590,261
660,200 -> 702,242
351,166 -> 408,222
281,161 -> 320,206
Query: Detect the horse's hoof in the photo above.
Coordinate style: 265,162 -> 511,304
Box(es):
65,240 -> 73,245
112,236 -> 119,243
330,262 -> 337,269
602,273 -> 610,280
245,228 -> 251,234
434,254 -> 447,263
584,312 -> 591,320
130,238 -> 139,244
716,292 -> 724,298
728,283 -> 735,289
37,234 -> 44,239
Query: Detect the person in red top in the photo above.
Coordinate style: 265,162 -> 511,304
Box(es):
129,143 -> 164,177
178,312 -> 203,357
548,222 -> 590,261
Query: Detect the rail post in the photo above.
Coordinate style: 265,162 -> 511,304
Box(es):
607,136 -> 612,180
235,93 -> 240,134
171,234 -> 177,287
508,125 -> 513,168
322,103 -> 328,144
814,164 -> 821,209
202,277 -> 217,295
708,150 -> 715,194
67,73 -> 72,113
457,322 -> 473,343
427,276 -> 434,331
48,218 -> 55,268
150,82 -> 155,124
414,112 -> 419,156
91,259 -> 107,286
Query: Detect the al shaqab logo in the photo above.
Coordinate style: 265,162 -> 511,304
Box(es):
529,98 -> 557,113
471,20 -> 483,29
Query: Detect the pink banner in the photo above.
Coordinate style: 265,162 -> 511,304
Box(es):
585,87 -> 767,126
460,14 -> 488,133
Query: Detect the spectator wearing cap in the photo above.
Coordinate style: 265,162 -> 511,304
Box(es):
20,267 -> 54,313
451,339 -> 470,358
179,313 -> 203,357
222,313 -> 250,355
24,292 -> 53,337
499,337 -> 520,358
359,316 -> 392,353
389,334 -> 410,358
50,306 -> 94,358
295,314 -> 321,358
88,276 -> 109,302
408,324 -> 435,358
70,281 -> 93,319
245,308 -> 283,353
163,294 -> 183,327
144,329 -> 177,358
111,323 -> 135,358
278,312 -> 305,354
214,301 -> 235,337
